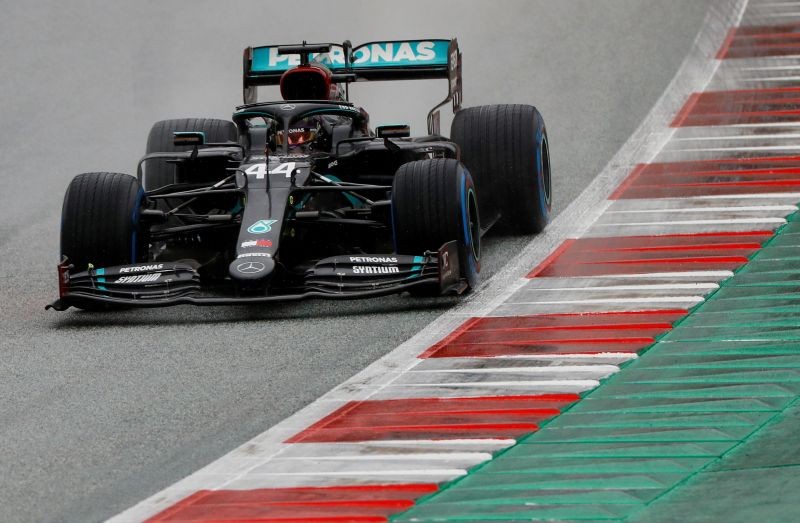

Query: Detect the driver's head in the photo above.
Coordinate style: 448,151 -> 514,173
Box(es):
280,65 -> 332,101
275,117 -> 320,152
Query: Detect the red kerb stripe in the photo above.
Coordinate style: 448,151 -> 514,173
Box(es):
611,157 -> 800,199
146,485 -> 439,522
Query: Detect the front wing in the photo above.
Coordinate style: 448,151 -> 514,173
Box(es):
47,242 -> 464,310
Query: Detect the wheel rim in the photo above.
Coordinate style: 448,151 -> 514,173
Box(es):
541,133 -> 552,206
467,187 -> 480,260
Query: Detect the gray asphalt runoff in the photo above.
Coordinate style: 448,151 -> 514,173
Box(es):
0,1 -> 710,521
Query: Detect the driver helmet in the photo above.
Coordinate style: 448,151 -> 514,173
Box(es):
275,117 -> 321,151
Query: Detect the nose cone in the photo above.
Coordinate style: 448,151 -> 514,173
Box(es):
229,256 -> 275,280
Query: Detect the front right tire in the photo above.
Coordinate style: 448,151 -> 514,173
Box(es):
391,158 -> 481,291
451,104 -> 552,234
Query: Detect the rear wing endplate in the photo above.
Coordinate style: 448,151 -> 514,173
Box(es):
242,39 -> 462,134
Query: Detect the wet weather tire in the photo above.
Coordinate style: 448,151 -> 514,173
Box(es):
60,172 -> 147,271
392,158 -> 481,290
451,104 -> 551,234
144,118 -> 237,191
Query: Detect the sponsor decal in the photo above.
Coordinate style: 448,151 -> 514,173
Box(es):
349,256 -> 398,263
248,219 -> 278,234
119,263 -> 163,273
236,261 -> 266,274
241,239 -> 273,248
252,41 -> 449,72
327,160 -> 338,169
237,253 -> 272,258
115,273 -> 161,284
280,103 -> 296,111
352,265 -> 400,275
348,41 -> 443,65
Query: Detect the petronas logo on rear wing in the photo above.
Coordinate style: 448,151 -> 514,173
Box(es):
242,39 -> 462,134
251,40 -> 450,72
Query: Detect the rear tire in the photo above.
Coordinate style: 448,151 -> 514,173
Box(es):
392,159 -> 480,291
60,172 -> 148,271
451,104 -> 551,234
144,118 -> 237,190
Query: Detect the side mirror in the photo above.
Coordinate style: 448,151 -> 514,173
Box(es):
376,124 -> 410,139
173,131 -> 206,147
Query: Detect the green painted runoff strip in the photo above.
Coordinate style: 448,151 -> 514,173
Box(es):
392,218 -> 800,522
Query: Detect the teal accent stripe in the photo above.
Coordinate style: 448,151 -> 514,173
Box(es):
403,256 -> 426,280
405,265 -> 423,280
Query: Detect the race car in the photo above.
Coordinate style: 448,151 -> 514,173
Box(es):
48,39 -> 551,310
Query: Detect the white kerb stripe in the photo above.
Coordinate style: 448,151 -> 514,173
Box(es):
683,193 -> 800,200
368,439 -> 517,446
673,134 -> 800,142
398,380 -> 601,388
610,271 -> 734,278
598,218 -> 786,225
538,283 -> 719,291
411,365 -> 620,374
511,297 -> 706,304
670,145 -> 800,152
606,206 -> 797,213
276,452 -> 494,461
742,76 -> 800,82
251,469 -> 469,477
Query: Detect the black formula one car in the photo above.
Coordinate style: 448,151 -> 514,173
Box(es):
48,39 -> 551,310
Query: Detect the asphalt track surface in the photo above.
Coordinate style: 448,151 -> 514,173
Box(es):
0,1 -> 710,521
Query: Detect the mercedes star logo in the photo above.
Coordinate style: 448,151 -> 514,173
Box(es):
280,104 -> 296,111
236,261 -> 266,274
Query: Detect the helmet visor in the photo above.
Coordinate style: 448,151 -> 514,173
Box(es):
276,128 -> 317,147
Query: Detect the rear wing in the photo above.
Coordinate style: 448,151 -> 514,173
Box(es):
242,39 -> 462,134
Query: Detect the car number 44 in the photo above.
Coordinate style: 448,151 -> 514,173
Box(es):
244,162 -> 296,179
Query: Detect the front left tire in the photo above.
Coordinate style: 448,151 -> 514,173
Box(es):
60,172 -> 148,271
